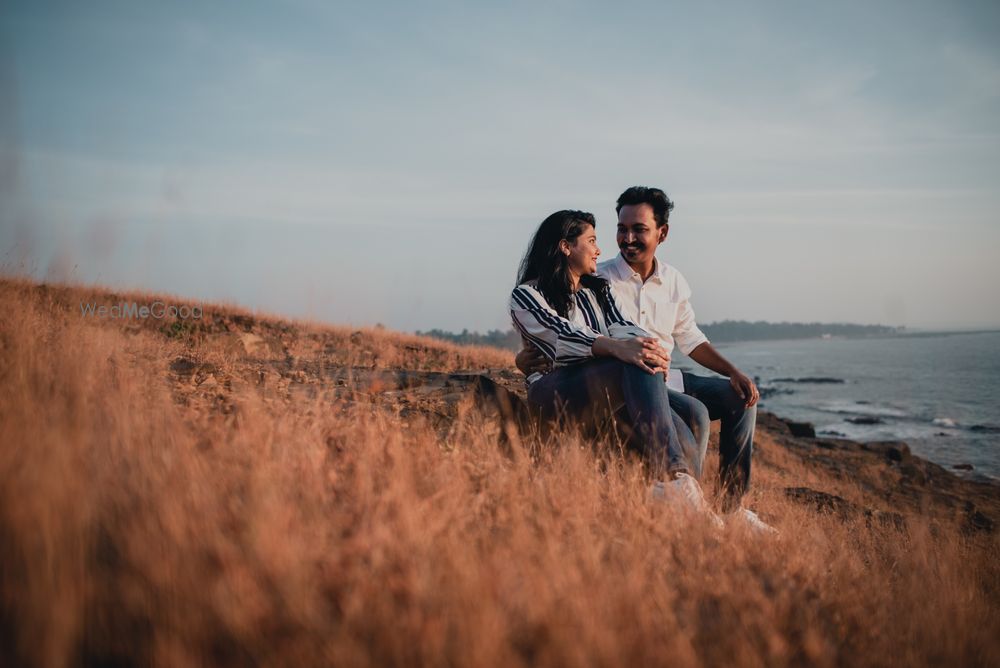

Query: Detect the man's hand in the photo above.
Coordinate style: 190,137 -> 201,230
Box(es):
729,369 -> 759,408
515,346 -> 552,376
688,342 -> 759,407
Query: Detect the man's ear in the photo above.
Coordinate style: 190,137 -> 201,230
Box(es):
657,224 -> 669,244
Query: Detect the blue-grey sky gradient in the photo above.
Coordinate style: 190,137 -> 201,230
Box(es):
2,1 -> 999,331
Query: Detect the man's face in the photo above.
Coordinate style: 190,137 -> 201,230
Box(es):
617,203 -> 667,265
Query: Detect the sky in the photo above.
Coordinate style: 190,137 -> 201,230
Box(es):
1,0 -> 999,332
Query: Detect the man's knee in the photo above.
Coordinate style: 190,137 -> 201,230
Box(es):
717,383 -> 754,417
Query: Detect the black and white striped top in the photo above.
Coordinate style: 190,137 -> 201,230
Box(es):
510,281 -> 649,384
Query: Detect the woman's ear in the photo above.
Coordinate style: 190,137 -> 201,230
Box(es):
558,240 -> 571,257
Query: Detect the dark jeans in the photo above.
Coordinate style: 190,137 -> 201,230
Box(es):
526,358 -> 705,477
678,371 -> 757,509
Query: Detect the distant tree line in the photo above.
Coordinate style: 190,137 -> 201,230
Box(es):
415,328 -> 523,351
699,320 -> 902,343
417,321 -> 903,351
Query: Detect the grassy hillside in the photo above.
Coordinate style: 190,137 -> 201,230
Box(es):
1,277 -> 997,667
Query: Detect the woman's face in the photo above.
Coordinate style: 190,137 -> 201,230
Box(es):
563,224 -> 601,277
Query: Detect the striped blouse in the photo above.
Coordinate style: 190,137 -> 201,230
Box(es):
510,281 -> 649,384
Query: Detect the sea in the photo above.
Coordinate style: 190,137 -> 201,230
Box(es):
673,330 -> 1000,481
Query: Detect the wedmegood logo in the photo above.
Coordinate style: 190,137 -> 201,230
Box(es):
79,301 -> 203,320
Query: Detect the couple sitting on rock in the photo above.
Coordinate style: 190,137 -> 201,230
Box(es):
510,186 -> 774,533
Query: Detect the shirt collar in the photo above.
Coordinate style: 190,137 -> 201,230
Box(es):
649,257 -> 665,284
611,253 -> 632,280
613,253 -> 664,284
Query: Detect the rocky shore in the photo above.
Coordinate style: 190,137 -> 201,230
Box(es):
170,339 -> 1000,538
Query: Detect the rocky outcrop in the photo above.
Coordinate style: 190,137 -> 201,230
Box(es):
784,487 -> 906,530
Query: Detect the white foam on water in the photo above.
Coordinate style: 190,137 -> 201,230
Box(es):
815,400 -> 908,418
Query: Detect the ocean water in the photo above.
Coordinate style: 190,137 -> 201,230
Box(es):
674,331 -> 1000,480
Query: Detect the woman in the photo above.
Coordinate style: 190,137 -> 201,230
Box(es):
509,209 -> 706,482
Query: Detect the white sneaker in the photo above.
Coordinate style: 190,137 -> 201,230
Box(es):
727,507 -> 778,536
650,473 -> 725,529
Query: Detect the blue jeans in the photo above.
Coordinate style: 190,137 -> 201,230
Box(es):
679,371 -> 757,509
526,358 -> 705,477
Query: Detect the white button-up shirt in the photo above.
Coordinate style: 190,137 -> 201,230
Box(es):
598,254 -> 710,391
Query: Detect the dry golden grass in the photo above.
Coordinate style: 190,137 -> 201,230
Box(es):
1,277 -> 998,667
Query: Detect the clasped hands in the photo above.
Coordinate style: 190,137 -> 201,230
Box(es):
614,336 -> 671,375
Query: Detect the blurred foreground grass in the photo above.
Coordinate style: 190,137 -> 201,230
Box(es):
1,277 -> 998,667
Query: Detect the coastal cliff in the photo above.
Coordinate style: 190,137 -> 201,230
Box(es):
2,277 -> 997,667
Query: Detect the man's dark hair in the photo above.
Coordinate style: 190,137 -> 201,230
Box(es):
615,186 -> 674,228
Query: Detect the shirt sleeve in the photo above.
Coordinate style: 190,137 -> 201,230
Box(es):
672,272 -> 710,355
596,283 -> 649,340
510,285 -> 600,364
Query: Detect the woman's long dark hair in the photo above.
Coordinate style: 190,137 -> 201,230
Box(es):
516,210 -> 614,318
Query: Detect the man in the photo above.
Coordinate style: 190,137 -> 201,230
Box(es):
516,186 -> 773,533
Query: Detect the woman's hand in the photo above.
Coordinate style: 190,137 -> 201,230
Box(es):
515,345 -> 552,376
594,337 -> 670,375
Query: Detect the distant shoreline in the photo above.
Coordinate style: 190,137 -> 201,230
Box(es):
417,323 -> 1000,352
